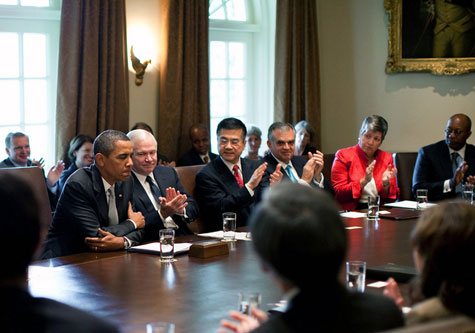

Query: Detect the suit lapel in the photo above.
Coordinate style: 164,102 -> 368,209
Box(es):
91,165 -> 109,227
215,158 -> 241,191
154,168 -> 169,197
132,173 -> 154,208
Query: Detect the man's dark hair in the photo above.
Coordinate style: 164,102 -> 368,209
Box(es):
267,122 -> 294,142
5,132 -> 28,150
93,130 -> 129,157
67,134 -> 94,164
0,174 -> 40,279
131,122 -> 154,135
250,183 -> 347,290
216,118 -> 247,140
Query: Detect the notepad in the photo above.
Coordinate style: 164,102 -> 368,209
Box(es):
128,242 -> 192,255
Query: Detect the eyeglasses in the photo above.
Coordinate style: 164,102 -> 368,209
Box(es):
445,128 -> 465,136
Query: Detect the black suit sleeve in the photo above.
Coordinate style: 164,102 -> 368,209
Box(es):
412,147 -> 451,201
195,169 -> 253,215
59,180 -> 137,239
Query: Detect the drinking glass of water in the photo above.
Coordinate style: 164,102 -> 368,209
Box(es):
238,292 -> 261,316
222,212 -> 236,242
346,261 -> 366,292
159,229 -> 175,263
416,189 -> 428,210
462,184 -> 474,205
367,196 -> 380,220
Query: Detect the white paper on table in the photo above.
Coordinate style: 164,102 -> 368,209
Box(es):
384,200 -> 437,210
340,211 -> 367,218
367,281 -> 389,288
198,231 -> 251,241
345,226 -> 363,230
379,210 -> 391,215
128,242 -> 192,254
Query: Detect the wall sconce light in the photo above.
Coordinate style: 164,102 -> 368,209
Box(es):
130,45 -> 151,86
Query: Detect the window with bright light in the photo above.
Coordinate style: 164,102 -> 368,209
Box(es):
209,0 -> 276,156
0,0 -> 60,169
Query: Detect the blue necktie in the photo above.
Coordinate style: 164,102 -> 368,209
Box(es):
285,165 -> 298,183
146,176 -> 161,204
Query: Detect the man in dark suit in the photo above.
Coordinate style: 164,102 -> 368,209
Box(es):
0,173 -> 118,332
195,118 -> 268,231
0,131 -> 65,210
220,183 -> 404,332
262,122 -> 333,194
40,130 -> 145,259
413,113 -> 475,201
177,123 -> 218,166
128,129 -> 199,240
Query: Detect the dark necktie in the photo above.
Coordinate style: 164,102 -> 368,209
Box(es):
451,152 -> 463,194
233,165 -> 244,188
146,176 -> 161,204
203,155 -> 209,164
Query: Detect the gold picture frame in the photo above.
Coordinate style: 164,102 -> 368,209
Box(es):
385,0 -> 475,75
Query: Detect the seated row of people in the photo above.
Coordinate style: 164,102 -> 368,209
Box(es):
2,113 -> 474,258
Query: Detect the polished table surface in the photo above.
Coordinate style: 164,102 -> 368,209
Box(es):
30,216 -> 418,332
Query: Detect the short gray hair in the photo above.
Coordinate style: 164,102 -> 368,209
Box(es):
359,115 -> 388,140
247,125 -> 262,138
5,132 -> 28,150
93,130 -> 130,157
295,120 -> 315,141
267,122 -> 294,142
127,129 -> 157,148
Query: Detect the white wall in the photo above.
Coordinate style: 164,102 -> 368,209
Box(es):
317,0 -> 475,154
126,0 -> 161,134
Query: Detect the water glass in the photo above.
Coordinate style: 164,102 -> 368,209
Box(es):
238,292 -> 261,315
159,229 -> 175,263
223,212 -> 236,242
462,184 -> 474,205
146,321 -> 175,333
346,261 -> 366,292
367,196 -> 380,220
416,189 -> 428,210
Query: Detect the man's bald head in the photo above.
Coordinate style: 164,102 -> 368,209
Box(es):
189,124 -> 211,155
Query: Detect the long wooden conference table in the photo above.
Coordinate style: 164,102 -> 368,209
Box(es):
30,214 -> 417,332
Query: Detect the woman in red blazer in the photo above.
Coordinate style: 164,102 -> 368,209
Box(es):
331,115 -> 399,211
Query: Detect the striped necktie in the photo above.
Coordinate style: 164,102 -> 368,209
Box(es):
233,165 -> 244,188
285,165 -> 298,183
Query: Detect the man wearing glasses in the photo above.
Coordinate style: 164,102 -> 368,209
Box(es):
413,113 -> 475,201
195,117 -> 268,231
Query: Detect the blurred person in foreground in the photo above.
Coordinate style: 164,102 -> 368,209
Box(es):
244,125 -> 263,160
219,183 -> 404,332
384,202 -> 475,326
331,115 -> 399,210
58,134 -> 94,193
0,173 -> 117,332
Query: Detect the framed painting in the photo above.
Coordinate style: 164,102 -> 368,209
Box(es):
385,0 -> 475,75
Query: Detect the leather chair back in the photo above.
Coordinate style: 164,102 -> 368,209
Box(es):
393,152 -> 418,201
175,164 -> 205,234
0,167 -> 52,228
